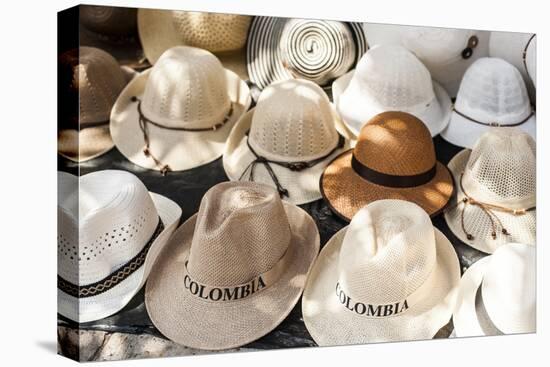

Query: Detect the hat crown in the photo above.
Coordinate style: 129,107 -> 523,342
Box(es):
463,128 -> 536,208
249,79 -> 340,161
59,47 -> 127,125
141,46 -> 232,129
455,57 -> 531,125
187,182 -> 291,287
57,170 -> 159,286
338,200 -> 437,304
402,27 -> 475,62
354,111 -> 436,176
170,11 -> 251,52
80,5 -> 137,35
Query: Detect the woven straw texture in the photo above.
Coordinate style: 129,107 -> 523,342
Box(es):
303,200 -> 460,345
110,46 -> 251,172
247,17 -> 367,89
321,112 -> 454,221
444,129 -> 536,254
145,182 -> 320,350
335,45 -> 452,137
80,5 -> 137,36
223,79 -> 350,204
58,170 -> 181,323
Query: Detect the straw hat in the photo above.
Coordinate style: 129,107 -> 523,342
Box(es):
333,45 -> 452,137
145,181 -> 320,350
440,57 -> 536,149
223,79 -> 350,205
303,199 -> 460,345
321,111 -> 454,221
137,9 -> 252,79
361,24 -> 490,97
444,128 -> 536,254
80,5 -> 137,36
58,47 -> 136,162
453,243 -> 535,337
525,35 -> 537,88
247,17 -> 368,90
110,46 -> 252,174
57,170 -> 181,323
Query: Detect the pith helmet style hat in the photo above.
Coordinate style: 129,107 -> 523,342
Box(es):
80,5 -> 137,36
361,24 -> 490,97
444,128 -> 536,254
303,199 -> 460,345
453,243 -> 535,337
321,111 -> 454,221
58,170 -> 181,323
110,46 -> 252,173
58,47 -> 136,162
441,57 -> 536,149
246,17 -> 368,90
333,45 -> 452,137
137,9 -> 252,79
145,181 -> 320,350
223,79 -> 350,205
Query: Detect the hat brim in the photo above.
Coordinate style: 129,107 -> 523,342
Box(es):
302,225 -> 460,345
320,150 -> 454,221
333,70 -> 453,137
110,67 -> 251,172
58,192 -> 182,323
145,202 -> 320,350
223,108 -> 351,205
443,149 -> 536,253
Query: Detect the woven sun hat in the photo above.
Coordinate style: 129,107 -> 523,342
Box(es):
453,243 -> 535,337
110,46 -> 252,174
137,9 -> 252,79
440,57 -> 536,149
361,23 -> 490,97
223,79 -> 350,205
444,128 -> 536,254
80,5 -> 137,36
303,199 -> 460,345
145,181 -> 320,350
321,111 -> 454,222
246,17 -> 368,91
333,44 -> 452,137
57,170 -> 182,323
58,46 -> 137,162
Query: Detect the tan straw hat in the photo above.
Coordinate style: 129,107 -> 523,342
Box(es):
137,9 -> 252,79
453,243 -> 535,337
110,46 -> 252,174
145,181 -> 320,350
321,111 -> 454,221
303,199 -> 460,345
80,5 -> 137,36
58,47 -> 136,162
444,128 -> 536,254
57,170 -> 182,323
223,79 -> 350,205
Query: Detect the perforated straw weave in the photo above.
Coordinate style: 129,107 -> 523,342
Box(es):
444,128 -> 536,254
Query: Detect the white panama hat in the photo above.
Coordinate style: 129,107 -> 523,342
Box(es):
361,23 -> 490,97
110,46 -> 252,174
441,57 -> 535,149
453,243 -> 535,337
303,199 -> 460,345
57,170 -> 181,323
333,44 -> 452,137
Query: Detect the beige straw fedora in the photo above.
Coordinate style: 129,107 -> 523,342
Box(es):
321,111 -> 454,222
444,128 -> 536,254
453,243 -> 535,337
80,5 -> 137,36
333,44 -> 452,138
137,9 -> 252,79
58,47 -> 136,162
57,170 -> 181,323
145,181 -> 320,350
110,46 -> 252,174
303,199 -> 460,345
223,79 -> 351,205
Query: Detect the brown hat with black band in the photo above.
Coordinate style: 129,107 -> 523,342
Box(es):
320,111 -> 454,221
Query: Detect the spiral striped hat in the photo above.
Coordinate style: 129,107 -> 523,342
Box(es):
247,17 -> 368,90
